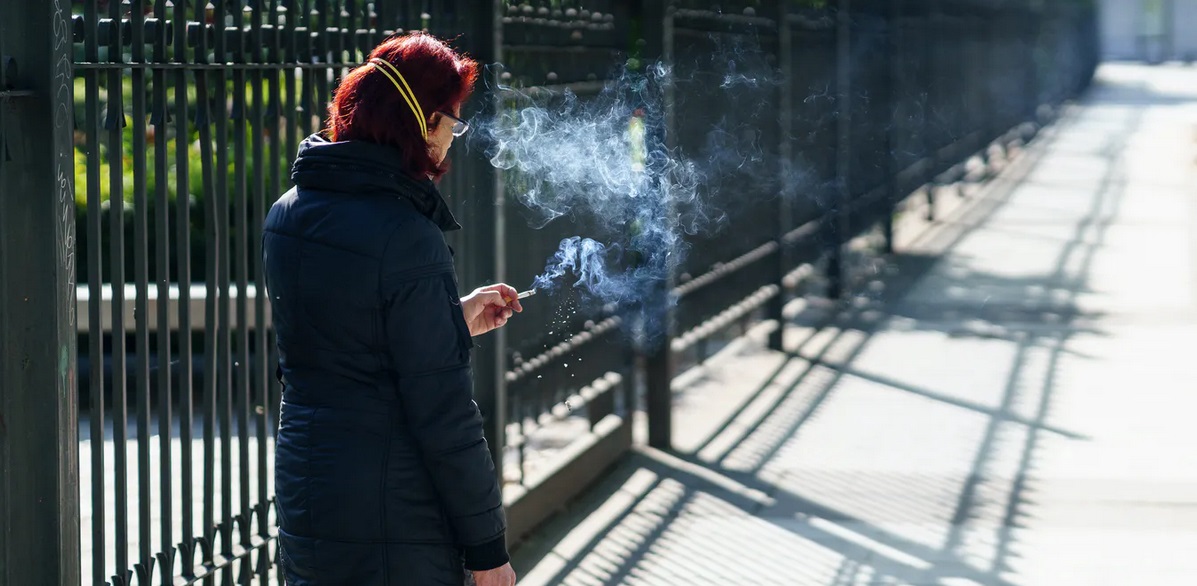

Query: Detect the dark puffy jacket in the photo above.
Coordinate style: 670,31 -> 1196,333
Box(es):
263,134 -> 507,585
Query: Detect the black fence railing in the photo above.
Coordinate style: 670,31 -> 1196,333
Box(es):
0,0 -> 1097,584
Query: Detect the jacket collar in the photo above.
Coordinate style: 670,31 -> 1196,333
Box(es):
290,133 -> 462,232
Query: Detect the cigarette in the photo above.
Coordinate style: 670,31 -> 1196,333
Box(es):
505,289 -> 537,304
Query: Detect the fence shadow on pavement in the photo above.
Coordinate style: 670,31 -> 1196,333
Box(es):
511,86 -> 1140,584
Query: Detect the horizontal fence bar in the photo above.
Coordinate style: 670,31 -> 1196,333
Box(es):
675,242 -> 779,299
0,89 -> 36,99
75,284 -> 265,333
176,526 -> 275,586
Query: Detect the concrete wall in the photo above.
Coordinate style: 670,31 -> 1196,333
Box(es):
1099,0 -> 1197,61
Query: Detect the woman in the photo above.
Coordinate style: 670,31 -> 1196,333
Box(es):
263,32 -> 519,586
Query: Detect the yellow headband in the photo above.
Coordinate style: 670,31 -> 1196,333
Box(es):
369,58 -> 428,139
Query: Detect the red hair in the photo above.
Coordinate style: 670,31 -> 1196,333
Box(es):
326,32 -> 480,180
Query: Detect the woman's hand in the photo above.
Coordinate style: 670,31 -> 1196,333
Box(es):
461,284 -> 523,337
471,562 -> 516,586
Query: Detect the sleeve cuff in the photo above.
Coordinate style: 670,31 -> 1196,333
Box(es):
463,535 -> 510,571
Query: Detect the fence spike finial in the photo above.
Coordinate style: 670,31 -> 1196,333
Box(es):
177,538 -> 199,578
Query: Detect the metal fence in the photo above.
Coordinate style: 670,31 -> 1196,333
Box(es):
0,0 -> 1097,584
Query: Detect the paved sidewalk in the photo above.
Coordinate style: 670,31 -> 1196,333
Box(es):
510,63 -> 1197,585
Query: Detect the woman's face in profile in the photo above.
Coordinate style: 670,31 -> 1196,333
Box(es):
428,107 -> 460,165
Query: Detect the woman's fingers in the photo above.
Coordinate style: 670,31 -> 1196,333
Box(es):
468,285 -> 521,333
502,285 -> 521,311
490,284 -> 524,312
476,291 -> 507,310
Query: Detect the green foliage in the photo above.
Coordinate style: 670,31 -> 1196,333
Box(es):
73,73 -> 297,284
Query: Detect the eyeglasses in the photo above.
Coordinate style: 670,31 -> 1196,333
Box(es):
439,111 -> 469,137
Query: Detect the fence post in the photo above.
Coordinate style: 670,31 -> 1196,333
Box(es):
1025,0 -> 1043,127
769,0 -> 791,351
882,0 -> 900,255
456,0 -> 507,483
826,0 -> 851,300
0,0 -> 81,584
921,0 -> 939,222
984,2 -> 1000,157
982,2 -> 998,162
638,0 -> 674,450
